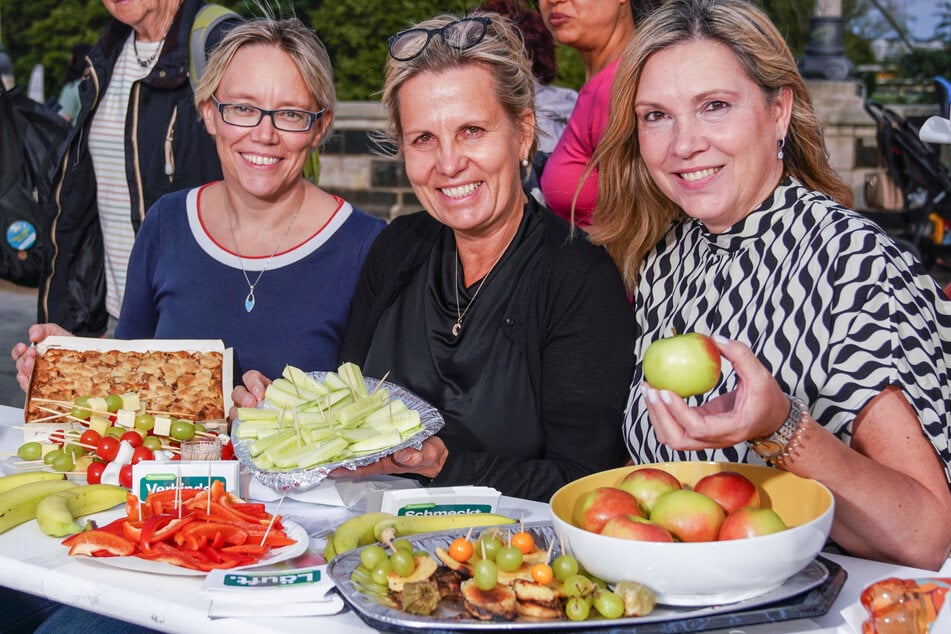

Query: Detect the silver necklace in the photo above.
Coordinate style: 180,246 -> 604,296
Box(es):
226,198 -> 304,313
451,239 -> 510,337
132,6 -> 178,68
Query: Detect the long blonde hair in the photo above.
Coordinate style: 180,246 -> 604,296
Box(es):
587,0 -> 852,292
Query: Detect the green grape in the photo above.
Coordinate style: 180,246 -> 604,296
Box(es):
473,558 -> 498,591
43,449 -> 64,466
360,545 -> 387,571
142,436 -> 163,451
194,423 -> 207,433
562,574 -> 594,598
106,426 -> 125,439
413,550 -> 429,558
370,558 -> 393,585
169,420 -> 195,441
392,539 -> 413,553
17,442 -> 42,461
105,394 -> 123,413
134,413 -> 155,432
594,590 -> 625,619
63,443 -> 85,459
478,531 -> 503,560
495,545 -> 523,572
70,396 -> 91,419
552,554 -> 579,581
70,406 -> 90,420
51,453 -> 74,472
565,596 -> 591,621
390,549 -> 415,577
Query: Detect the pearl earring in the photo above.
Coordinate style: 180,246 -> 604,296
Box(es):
777,138 -> 786,161
520,157 -> 529,167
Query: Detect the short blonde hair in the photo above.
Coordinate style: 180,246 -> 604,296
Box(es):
194,17 -> 336,145
588,0 -> 853,292
380,12 -> 537,160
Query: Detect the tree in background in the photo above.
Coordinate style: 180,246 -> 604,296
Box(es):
0,0 -> 924,103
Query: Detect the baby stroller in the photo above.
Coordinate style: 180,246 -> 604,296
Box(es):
862,100 -> 951,269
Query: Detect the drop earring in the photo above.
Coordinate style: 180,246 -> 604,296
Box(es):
777,138 -> 786,161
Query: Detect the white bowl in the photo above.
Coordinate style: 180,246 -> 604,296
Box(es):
549,462 -> 834,606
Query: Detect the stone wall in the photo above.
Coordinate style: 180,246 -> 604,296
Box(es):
320,87 -> 942,221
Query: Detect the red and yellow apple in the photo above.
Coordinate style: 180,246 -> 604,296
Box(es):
649,489 -> 725,542
693,470 -> 761,514
575,486 -> 644,534
642,333 -> 721,397
601,514 -> 675,542
718,507 -> 788,540
618,467 -> 683,513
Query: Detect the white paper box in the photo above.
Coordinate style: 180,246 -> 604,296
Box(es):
131,461 -> 240,501
367,486 -> 501,516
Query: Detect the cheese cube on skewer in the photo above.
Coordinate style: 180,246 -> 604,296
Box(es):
153,416 -> 172,437
115,409 -> 136,429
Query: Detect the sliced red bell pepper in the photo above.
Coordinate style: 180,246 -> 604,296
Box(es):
181,521 -> 248,548
139,514 -> 195,549
67,531 -> 136,557
220,543 -> 270,557
122,520 -> 144,543
137,541 -> 213,571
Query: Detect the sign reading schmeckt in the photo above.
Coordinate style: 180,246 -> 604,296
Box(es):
25,337 -> 233,424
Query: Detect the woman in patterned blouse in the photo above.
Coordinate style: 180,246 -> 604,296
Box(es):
589,0 -> 951,570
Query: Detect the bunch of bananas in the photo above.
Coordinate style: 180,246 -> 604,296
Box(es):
0,472 -> 127,537
324,510 -> 516,560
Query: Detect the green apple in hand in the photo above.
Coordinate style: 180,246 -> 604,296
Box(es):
642,333 -> 721,397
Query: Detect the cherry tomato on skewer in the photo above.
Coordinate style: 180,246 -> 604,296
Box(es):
96,436 -> 120,462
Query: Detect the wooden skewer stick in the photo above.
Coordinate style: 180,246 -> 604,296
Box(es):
370,371 -> 392,396
33,407 -> 91,425
259,488 -> 289,547
30,398 -> 76,405
29,412 -> 77,424
146,409 -> 197,419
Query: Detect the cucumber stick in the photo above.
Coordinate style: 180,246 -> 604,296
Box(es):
245,363 -> 426,472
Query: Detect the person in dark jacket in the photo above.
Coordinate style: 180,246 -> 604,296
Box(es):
37,0 -> 242,336
233,11 -> 636,502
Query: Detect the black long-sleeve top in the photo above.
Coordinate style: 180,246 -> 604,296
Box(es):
340,200 -> 635,502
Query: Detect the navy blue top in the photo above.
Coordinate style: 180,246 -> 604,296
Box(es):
116,185 -> 385,378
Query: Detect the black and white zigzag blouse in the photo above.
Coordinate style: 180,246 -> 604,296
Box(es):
625,177 -> 951,481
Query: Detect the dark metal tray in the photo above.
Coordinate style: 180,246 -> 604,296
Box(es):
327,522 -> 846,632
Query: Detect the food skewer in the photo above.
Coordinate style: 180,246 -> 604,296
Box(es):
259,488 -> 288,547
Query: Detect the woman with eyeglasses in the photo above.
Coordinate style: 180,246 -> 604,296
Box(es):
12,18 -> 385,385
234,12 -> 636,502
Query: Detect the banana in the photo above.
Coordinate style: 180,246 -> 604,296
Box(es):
0,471 -> 67,495
373,512 -> 516,541
0,479 -> 79,535
35,484 -> 129,537
330,512 -> 396,557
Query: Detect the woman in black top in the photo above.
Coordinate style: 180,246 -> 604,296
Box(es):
234,12 -> 634,502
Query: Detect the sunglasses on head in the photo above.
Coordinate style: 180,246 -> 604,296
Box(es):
388,16 -> 491,62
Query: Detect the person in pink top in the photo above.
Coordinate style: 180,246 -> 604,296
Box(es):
539,0 -> 660,225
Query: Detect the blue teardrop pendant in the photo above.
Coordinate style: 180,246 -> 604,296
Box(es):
244,290 -> 256,313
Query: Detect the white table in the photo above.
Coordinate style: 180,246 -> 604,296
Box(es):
0,404 -> 947,633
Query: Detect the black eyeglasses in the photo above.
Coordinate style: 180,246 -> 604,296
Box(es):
388,16 -> 491,62
211,95 -> 326,132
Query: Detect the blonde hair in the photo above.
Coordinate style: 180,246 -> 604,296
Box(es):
194,17 -> 336,145
379,12 -> 537,160
588,0 -> 853,292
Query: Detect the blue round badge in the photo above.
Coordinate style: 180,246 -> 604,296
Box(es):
6,221 -> 37,251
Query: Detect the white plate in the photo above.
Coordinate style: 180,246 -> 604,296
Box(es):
76,516 -> 309,577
